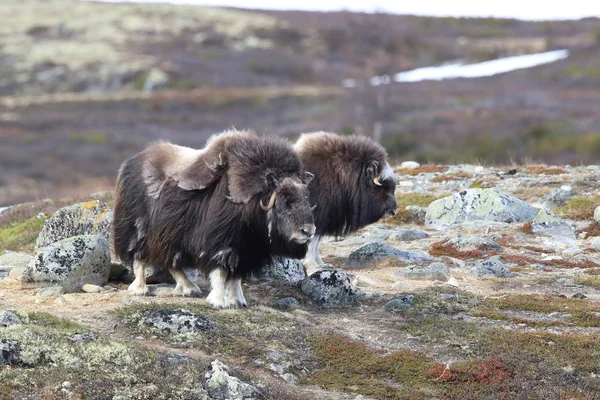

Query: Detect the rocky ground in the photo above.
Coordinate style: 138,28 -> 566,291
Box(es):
1,163 -> 600,399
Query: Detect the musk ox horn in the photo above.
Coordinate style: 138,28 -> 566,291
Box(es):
260,191 -> 277,211
373,176 -> 383,186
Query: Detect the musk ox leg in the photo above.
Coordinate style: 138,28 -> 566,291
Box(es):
206,268 -> 228,308
225,278 -> 247,308
171,268 -> 202,297
303,235 -> 324,276
128,260 -> 150,296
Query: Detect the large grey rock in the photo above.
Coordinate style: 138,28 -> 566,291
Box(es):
204,359 -> 262,400
425,189 -> 537,229
345,241 -> 431,269
24,235 -> 111,293
143,309 -> 216,335
301,269 -> 362,307
265,257 -> 305,283
388,228 -> 429,241
0,310 -> 22,327
0,252 -> 33,271
594,206 -> 600,222
531,209 -> 575,240
472,256 -> 514,278
396,262 -> 449,281
36,200 -> 112,249
0,339 -> 20,365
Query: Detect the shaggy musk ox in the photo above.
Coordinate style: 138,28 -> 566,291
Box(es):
294,131 -> 397,274
113,130 -> 316,308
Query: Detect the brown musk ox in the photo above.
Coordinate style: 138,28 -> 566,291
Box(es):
294,131 -> 397,275
112,130 -> 316,308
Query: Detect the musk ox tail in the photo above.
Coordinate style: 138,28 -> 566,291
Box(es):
112,153 -> 150,266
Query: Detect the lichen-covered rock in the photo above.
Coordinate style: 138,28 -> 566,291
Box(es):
594,205 -> 600,222
143,309 -> 216,334
388,228 -> 429,241
0,339 -> 20,365
425,189 -> 537,229
404,206 -> 427,225
273,297 -> 301,308
35,200 -> 112,250
24,235 -> 111,293
0,310 -> 22,327
536,187 -> 572,209
473,256 -> 514,278
396,262 -> 449,281
301,268 -> 362,307
531,209 -> 575,240
344,241 -> 431,269
265,257 -> 305,283
385,295 -> 415,311
204,359 -> 262,400
443,236 -> 503,253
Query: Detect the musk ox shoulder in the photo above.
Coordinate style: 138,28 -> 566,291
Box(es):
113,130 -> 316,308
294,131 -> 397,274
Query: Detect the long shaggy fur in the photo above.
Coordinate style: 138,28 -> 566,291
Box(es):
294,131 -> 397,238
113,130 -> 313,282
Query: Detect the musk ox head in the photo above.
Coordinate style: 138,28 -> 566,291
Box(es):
363,160 -> 397,224
261,171 -> 316,247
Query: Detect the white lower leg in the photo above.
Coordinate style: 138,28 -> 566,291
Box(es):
206,268 -> 228,308
304,235 -> 323,276
128,260 -> 150,296
225,278 -> 247,308
171,268 -> 202,297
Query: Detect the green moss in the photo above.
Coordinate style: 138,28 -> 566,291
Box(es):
555,196 -> 600,220
574,275 -> 600,289
18,311 -> 86,333
386,193 -> 447,225
0,215 -> 46,251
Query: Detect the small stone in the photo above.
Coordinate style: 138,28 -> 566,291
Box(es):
266,351 -> 284,362
531,209 -> 575,240
388,228 -> 429,242
250,316 -> 265,323
62,381 -> 72,389
345,241 -> 431,269
385,295 -> 415,311
0,310 -> 22,327
8,267 -> 26,280
572,293 -> 587,299
404,206 -> 427,225
536,187 -> 572,210
281,373 -> 297,384
399,161 -> 420,170
446,277 -> 460,287
81,284 -> 104,293
472,256 -> 514,278
594,206 -> 600,222
0,252 -> 34,269
54,295 -> 67,305
143,309 -> 216,334
0,339 -> 20,365
38,286 -> 64,297
70,332 -> 98,342
300,268 -> 362,308
273,297 -> 300,308
556,277 -> 576,287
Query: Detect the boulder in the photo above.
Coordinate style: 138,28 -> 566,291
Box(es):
536,187 -> 572,210
143,309 -> 216,335
0,310 -> 22,328
345,241 -> 431,269
265,257 -> 305,283
301,268 -> 362,307
0,339 -> 20,366
425,189 -> 537,229
36,201 -> 112,250
204,359 -> 262,400
531,209 -> 575,240
472,256 -> 514,278
396,262 -> 449,281
388,228 -> 429,241
24,235 -> 111,293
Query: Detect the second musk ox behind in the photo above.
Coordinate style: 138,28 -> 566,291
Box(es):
294,131 -> 398,275
113,130 -> 316,308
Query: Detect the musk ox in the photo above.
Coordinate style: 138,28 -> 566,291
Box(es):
294,131 -> 397,274
113,130 -> 316,308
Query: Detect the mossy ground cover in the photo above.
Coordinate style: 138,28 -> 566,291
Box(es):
555,196 -> 600,220
0,215 -> 46,252
387,193 -> 448,225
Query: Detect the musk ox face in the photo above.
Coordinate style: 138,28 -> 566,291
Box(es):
365,161 -> 397,223
263,172 -> 316,245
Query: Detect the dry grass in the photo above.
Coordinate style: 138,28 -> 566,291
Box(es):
395,165 -> 447,176
429,240 -> 500,260
555,196 -> 600,220
523,165 -> 568,175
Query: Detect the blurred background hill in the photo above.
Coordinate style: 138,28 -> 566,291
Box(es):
1,0 -> 600,205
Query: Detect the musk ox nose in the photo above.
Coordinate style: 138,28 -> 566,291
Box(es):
300,224 -> 316,238
390,209 -> 397,216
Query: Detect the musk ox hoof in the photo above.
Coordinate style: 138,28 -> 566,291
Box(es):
127,281 -> 150,296
173,283 -> 202,297
206,290 -> 227,309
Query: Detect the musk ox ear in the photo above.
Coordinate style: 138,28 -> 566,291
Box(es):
300,171 -> 314,185
366,160 -> 380,178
